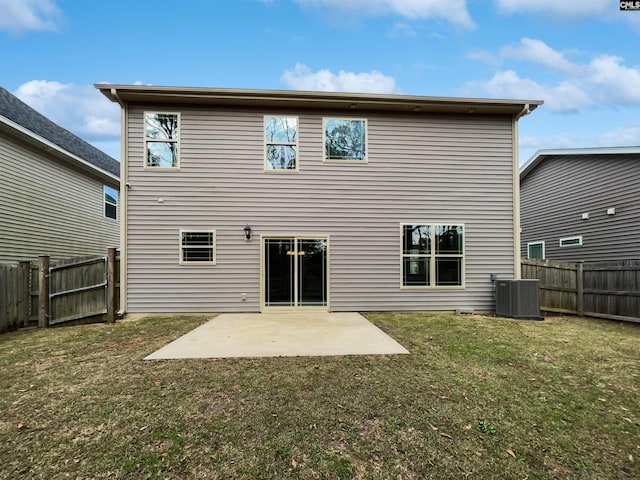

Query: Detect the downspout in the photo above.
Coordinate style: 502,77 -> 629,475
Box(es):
512,104 -> 530,279
111,88 -> 128,316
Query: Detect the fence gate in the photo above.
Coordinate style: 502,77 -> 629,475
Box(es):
49,256 -> 107,325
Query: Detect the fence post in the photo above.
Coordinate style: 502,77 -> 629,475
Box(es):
107,248 -> 116,323
18,261 -> 31,328
576,262 -> 584,316
38,255 -> 50,328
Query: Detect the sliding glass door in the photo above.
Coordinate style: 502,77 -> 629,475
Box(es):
264,237 -> 327,308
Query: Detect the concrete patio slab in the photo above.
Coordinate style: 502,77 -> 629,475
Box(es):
144,312 -> 409,359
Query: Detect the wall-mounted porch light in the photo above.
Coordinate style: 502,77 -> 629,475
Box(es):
244,224 -> 252,241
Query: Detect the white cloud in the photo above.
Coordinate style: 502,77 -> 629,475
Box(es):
587,54 -> 640,104
499,38 -> 580,74
468,38 -> 640,113
467,70 -> 591,113
494,0 -> 609,18
520,123 -> 640,162
495,0 -> 640,33
388,22 -> 417,38
0,0 -> 61,35
14,80 -> 120,141
281,63 -> 400,94
295,0 -> 475,29
466,49 -> 499,65
598,123 -> 640,145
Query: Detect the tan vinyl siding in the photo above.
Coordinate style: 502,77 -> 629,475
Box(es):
521,155 -> 640,262
0,133 -> 119,263
125,105 -> 515,312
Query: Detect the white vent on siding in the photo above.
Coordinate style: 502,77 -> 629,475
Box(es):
581,213 -> 589,220
607,207 -> 616,215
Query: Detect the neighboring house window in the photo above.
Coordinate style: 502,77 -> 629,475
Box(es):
527,241 -> 545,259
180,230 -> 216,265
265,116 -> 298,171
145,112 -> 179,168
104,185 -> 118,220
324,118 -> 367,161
401,224 -> 464,287
560,235 -> 582,247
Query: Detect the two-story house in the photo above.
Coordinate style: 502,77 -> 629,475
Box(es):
97,84 -> 540,314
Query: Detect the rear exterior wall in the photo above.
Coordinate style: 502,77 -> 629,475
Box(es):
124,105 -> 516,312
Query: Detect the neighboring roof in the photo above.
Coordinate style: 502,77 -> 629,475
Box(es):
0,86 -> 119,179
520,146 -> 640,180
96,84 -> 543,117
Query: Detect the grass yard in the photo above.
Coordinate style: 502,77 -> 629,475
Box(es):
0,313 -> 638,479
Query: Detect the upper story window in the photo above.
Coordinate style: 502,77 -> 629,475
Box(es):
145,112 -> 179,168
323,118 -> 367,162
401,224 -> 464,288
265,116 -> 298,171
104,185 -> 118,220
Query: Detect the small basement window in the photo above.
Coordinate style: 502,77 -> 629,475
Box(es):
527,241 -> 545,259
559,235 -> 583,247
180,230 -> 216,265
104,185 -> 118,220
145,112 -> 180,168
323,118 -> 367,162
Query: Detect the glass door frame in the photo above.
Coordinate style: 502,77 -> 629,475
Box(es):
260,234 -> 330,312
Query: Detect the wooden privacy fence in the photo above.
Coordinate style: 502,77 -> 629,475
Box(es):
0,262 -> 31,331
522,259 -> 640,323
0,248 -> 119,333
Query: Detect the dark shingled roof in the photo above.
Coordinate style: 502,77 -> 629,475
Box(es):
0,86 -> 119,178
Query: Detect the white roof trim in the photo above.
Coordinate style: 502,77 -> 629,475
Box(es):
0,114 -> 119,183
520,145 -> 640,179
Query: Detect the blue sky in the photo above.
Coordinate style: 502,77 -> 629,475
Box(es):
1,0 -> 640,163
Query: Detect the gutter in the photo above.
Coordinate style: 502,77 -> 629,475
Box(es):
0,114 -> 119,183
512,103 -> 531,280
110,88 -> 128,317
520,144 -> 640,180
96,84 -> 543,116
515,103 -> 531,121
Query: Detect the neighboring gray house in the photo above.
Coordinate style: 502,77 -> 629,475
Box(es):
520,147 -> 640,262
0,87 -> 120,263
97,84 -> 541,314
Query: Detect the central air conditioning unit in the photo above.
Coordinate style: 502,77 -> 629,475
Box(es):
495,279 -> 543,320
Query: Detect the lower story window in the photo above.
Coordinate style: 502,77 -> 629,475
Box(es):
401,224 -> 464,287
180,230 -> 216,265
527,241 -> 545,259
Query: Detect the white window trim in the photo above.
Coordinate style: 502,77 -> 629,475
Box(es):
103,185 -> 118,220
527,241 -> 545,259
399,223 -> 465,289
264,115 -> 299,173
144,111 -> 180,170
559,235 -> 583,247
179,229 -> 216,265
322,117 -> 368,163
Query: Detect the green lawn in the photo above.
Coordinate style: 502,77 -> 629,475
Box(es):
0,313 -> 638,479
